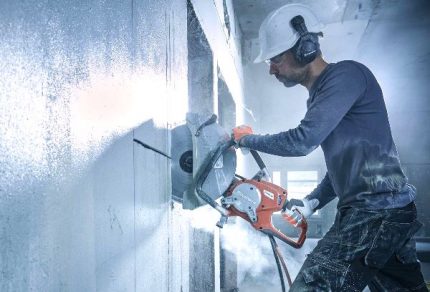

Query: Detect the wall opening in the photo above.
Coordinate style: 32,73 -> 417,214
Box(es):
217,74 -> 236,129
187,1 -> 217,291
187,0 -> 213,114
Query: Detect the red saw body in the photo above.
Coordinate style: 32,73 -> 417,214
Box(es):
223,178 -> 307,248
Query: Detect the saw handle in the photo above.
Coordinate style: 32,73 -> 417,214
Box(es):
260,212 -> 307,249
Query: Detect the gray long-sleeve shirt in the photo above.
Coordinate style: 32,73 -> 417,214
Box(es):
240,60 -> 415,210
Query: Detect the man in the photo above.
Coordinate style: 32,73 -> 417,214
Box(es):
233,4 -> 428,291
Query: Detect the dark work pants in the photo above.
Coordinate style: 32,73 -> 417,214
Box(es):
290,202 -> 428,291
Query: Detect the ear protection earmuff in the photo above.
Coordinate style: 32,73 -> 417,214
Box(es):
290,15 -> 322,65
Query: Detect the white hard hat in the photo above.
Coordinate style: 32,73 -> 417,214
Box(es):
254,4 -> 322,63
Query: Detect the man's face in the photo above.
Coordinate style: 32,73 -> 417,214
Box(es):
267,50 -> 308,87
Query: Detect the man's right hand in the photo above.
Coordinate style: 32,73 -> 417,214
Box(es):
282,198 -> 319,227
286,198 -> 320,218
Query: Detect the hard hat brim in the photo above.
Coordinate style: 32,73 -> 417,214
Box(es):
253,3 -> 324,65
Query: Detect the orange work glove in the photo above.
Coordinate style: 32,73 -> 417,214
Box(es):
232,125 -> 253,145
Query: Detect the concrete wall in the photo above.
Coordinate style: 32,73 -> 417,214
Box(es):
190,0 -> 244,125
0,0 -> 249,291
0,0 -> 191,291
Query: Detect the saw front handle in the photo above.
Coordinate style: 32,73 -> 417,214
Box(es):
261,212 -> 307,248
253,207 -> 308,249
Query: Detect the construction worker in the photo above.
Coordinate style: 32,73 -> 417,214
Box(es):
233,4 -> 428,291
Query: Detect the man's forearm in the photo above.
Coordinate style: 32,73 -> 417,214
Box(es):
239,130 -> 318,157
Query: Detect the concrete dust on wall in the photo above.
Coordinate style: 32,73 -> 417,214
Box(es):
0,0 -> 190,291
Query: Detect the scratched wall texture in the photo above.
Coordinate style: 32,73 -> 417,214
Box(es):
0,0 -> 189,291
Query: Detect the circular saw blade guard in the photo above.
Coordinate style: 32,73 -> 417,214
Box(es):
170,112 -> 237,209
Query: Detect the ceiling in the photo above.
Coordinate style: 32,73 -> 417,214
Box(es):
232,0 -> 377,40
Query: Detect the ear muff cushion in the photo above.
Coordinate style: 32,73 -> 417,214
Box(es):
293,32 -> 320,65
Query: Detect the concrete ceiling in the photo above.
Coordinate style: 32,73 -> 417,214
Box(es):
232,0 -> 377,40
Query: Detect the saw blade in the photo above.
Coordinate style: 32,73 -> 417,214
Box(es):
170,124 -> 193,202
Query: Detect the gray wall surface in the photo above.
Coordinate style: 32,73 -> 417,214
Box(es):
0,0 -> 194,291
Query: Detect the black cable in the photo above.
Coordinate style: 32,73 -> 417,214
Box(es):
250,150 -> 267,170
269,235 -> 286,292
133,139 -> 171,159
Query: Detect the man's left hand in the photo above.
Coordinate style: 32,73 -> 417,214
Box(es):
232,125 -> 253,146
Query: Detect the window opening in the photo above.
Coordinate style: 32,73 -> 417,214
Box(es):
287,171 -> 319,216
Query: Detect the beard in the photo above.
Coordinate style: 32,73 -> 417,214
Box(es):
277,76 -> 298,87
276,73 -> 301,88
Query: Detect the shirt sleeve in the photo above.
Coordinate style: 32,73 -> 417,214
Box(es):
240,62 -> 367,156
305,172 -> 337,210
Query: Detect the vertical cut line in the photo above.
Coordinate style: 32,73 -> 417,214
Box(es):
165,7 -> 171,291
132,127 -> 137,292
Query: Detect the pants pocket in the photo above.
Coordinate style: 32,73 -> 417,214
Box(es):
364,219 -> 422,269
302,254 -> 350,290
